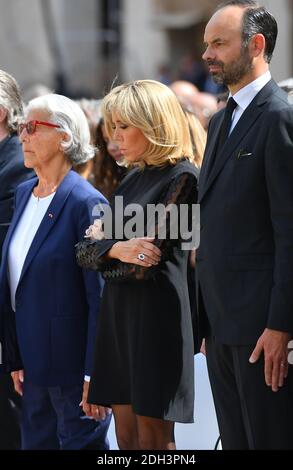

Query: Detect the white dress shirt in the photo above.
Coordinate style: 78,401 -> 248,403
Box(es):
8,192 -> 55,311
229,70 -> 272,134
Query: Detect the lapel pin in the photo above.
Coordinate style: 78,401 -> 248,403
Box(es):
48,213 -> 54,218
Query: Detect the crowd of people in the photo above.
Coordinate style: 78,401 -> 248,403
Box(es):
0,0 -> 293,451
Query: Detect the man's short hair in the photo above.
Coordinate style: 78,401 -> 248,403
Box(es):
216,1 -> 278,64
217,0 -> 259,9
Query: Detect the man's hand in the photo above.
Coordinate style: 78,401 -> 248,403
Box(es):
11,369 -> 24,396
189,249 -> 196,268
80,380 -> 111,421
249,328 -> 291,392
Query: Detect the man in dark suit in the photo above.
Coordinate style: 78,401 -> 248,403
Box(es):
197,1 -> 293,449
0,69 -> 34,449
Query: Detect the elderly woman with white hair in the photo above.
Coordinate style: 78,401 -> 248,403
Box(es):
0,94 -> 111,450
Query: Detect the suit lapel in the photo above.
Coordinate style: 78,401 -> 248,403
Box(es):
198,116 -> 223,200
198,79 -> 278,203
17,170 -> 78,287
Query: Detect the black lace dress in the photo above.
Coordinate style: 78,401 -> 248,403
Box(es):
76,159 -> 198,423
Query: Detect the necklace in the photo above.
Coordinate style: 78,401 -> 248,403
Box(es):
33,168 -> 70,198
33,185 -> 57,199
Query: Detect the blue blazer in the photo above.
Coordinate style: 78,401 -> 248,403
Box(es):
0,170 -> 107,386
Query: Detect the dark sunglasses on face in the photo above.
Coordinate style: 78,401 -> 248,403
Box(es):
17,120 -> 61,136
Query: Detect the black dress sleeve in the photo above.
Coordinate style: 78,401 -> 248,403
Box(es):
75,238 -> 118,271
150,172 -> 197,253
76,172 -> 197,281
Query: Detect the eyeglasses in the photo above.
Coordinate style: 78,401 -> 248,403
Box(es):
17,120 -> 61,136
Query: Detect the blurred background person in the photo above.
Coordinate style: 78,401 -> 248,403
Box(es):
157,64 -> 172,86
22,84 -> 53,104
170,80 -> 199,112
0,69 -> 35,450
76,98 -> 102,144
177,53 -> 208,91
0,93 -> 111,450
191,92 -> 218,130
216,91 -> 229,111
278,78 -> 293,105
74,108 -> 127,200
170,80 -> 217,130
73,98 -> 102,182
278,77 -> 293,94
91,118 -> 127,200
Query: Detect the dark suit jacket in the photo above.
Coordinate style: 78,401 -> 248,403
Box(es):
0,170 -> 108,386
196,79 -> 293,345
0,134 -> 35,257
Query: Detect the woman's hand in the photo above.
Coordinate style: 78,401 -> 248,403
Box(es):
108,237 -> 161,267
89,405 -> 112,421
200,339 -> 206,356
11,370 -> 24,396
80,381 -> 112,421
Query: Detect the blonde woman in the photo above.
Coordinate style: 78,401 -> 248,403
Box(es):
76,80 -> 198,450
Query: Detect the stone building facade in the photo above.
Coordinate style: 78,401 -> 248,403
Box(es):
0,0 -> 292,97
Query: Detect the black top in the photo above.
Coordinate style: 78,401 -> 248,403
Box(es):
77,159 -> 198,423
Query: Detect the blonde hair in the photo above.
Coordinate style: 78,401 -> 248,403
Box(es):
184,109 -> 207,168
102,80 -> 194,168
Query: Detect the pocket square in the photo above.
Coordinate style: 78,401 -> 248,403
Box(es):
237,149 -> 253,159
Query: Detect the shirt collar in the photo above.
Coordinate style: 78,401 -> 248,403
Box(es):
231,71 -> 272,111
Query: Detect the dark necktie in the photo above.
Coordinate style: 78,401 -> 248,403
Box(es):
217,97 -> 238,150
205,97 -> 237,178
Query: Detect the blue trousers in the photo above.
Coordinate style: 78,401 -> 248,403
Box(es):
21,380 -> 111,450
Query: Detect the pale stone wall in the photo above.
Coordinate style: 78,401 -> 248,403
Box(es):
0,0 -> 55,89
262,0 -> 293,81
121,0 -> 168,81
0,0 -> 101,96
0,0 -> 291,96
122,0 -> 292,83
51,0 -> 101,95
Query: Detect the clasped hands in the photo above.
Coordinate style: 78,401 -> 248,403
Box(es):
108,237 -> 162,267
